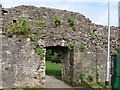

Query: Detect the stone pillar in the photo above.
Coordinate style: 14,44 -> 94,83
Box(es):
0,3 -> 2,88
62,48 -> 74,85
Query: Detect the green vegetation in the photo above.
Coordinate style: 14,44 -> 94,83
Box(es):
39,21 -> 46,29
5,67 -> 9,70
68,81 -> 110,88
55,16 -> 61,26
68,17 -> 79,31
67,43 -> 74,51
23,86 -> 43,90
68,17 -> 75,26
32,35 -> 38,42
87,75 -> 94,82
18,35 -> 25,38
4,22 -> 16,37
114,48 -> 120,54
92,67 -> 100,82
15,17 -> 30,34
4,17 -> 30,37
28,35 -> 32,38
65,77 -> 111,88
96,82 -> 105,88
80,45 -> 86,52
95,68 -> 99,82
79,73 -> 85,82
29,31 -> 40,42
46,49 -> 62,63
35,46 -> 45,59
13,86 -> 43,90
96,82 -> 111,88
46,61 -> 61,76
73,82 -> 93,88
72,25 -> 79,31
93,31 -> 97,34
46,49 -> 52,61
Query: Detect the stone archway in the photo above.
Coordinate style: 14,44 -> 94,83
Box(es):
45,46 -> 74,84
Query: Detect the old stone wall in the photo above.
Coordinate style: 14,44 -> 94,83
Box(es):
73,46 -> 107,83
2,5 -> 119,49
1,5 -> 119,87
0,4 -> 2,87
62,49 -> 74,83
2,35 -> 46,88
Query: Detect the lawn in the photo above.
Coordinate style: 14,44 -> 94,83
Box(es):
46,61 -> 62,76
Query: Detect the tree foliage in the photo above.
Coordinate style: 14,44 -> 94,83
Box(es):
46,49 -> 62,63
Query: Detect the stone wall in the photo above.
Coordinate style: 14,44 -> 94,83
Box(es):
73,46 -> 107,83
62,49 -> 74,83
1,5 -> 120,87
2,5 -> 119,50
0,4 -> 2,87
2,36 -> 46,88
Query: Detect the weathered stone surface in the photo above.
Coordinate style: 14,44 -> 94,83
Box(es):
0,5 -> 119,87
2,36 -> 45,88
0,4 -> 2,87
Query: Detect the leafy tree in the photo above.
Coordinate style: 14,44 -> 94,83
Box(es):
46,49 -> 62,63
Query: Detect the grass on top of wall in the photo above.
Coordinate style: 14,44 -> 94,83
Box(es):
46,61 -> 62,76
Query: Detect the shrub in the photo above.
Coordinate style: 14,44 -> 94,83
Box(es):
31,35 -> 38,42
5,67 -> 9,70
72,25 -> 79,31
68,17 -> 75,26
4,23 -> 16,37
95,68 -> 99,82
30,32 -> 40,42
28,35 -> 32,38
114,48 -> 120,54
67,43 -> 74,51
35,47 -> 45,59
80,45 -> 86,52
87,75 -> 94,82
4,17 -> 30,37
55,16 -> 61,26
39,21 -> 46,29
15,17 -> 30,35
79,73 -> 85,82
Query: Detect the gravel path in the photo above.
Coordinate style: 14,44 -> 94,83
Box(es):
46,75 -> 71,88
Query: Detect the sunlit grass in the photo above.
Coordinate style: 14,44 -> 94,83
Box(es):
46,61 -> 61,76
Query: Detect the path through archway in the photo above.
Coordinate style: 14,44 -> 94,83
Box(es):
45,46 -> 74,88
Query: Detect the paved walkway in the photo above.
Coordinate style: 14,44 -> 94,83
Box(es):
46,75 -> 71,88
